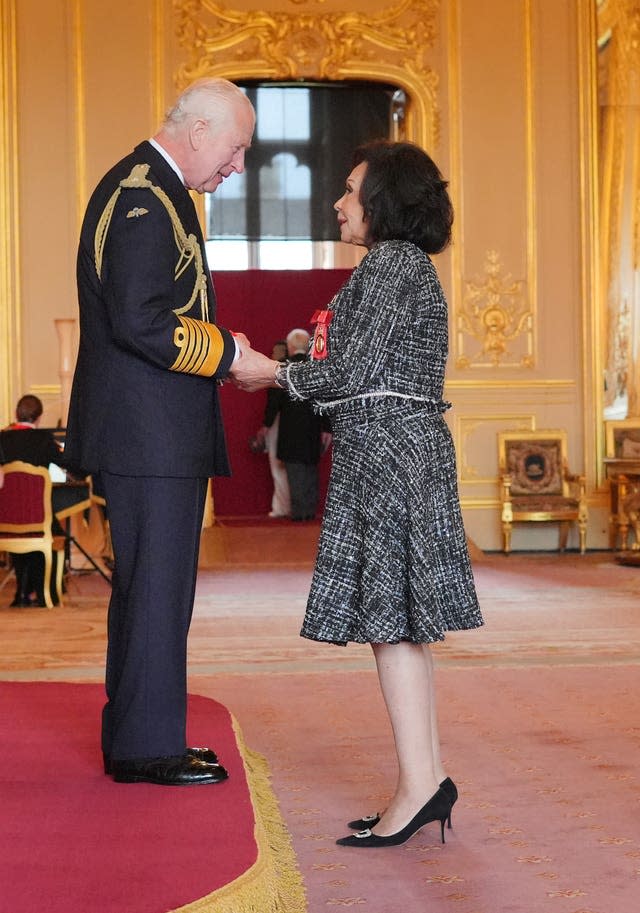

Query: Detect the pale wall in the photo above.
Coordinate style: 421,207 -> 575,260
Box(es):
0,0 -> 608,550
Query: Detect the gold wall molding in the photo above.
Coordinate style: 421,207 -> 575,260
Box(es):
454,413 -> 536,485
31,385 -> 62,396
597,0 -> 640,422
447,0 -> 462,350
173,0 -> 440,149
455,250 -> 533,370
154,0 -> 168,126
522,0 -> 537,373
459,418 -> 483,481
577,0 -> 603,488
0,0 -> 20,423
458,497 -> 502,509
447,379 -> 575,390
71,0 -> 87,228
449,1 -> 537,375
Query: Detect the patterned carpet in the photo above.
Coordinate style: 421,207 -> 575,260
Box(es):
1,550 -> 640,912
191,553 -> 640,913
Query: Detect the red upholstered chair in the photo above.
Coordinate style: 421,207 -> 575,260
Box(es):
498,430 -> 588,554
0,460 -> 66,607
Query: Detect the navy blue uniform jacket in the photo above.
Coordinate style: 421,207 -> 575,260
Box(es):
65,141 -> 235,478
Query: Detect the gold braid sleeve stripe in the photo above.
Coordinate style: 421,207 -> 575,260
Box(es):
170,315 -> 225,377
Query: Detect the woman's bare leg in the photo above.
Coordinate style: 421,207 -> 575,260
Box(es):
424,644 -> 447,785
370,641 -> 445,835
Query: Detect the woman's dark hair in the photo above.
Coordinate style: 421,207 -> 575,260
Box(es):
352,140 -> 453,253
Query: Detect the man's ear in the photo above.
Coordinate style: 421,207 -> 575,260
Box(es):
189,118 -> 208,150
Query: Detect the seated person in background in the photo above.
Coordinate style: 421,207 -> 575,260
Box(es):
0,394 -> 65,606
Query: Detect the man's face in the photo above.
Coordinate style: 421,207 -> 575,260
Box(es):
188,106 -> 255,194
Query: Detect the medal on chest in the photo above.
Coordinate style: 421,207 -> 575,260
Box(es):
310,309 -> 334,360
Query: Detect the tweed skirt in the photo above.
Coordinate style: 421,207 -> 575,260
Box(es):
300,399 -> 483,645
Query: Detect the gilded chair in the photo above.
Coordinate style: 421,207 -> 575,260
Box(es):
0,460 -> 66,607
603,419 -> 640,549
498,431 -> 587,554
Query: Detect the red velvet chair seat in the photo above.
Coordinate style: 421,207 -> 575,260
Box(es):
0,461 -> 65,607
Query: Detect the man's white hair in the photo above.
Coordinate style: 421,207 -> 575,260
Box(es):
286,328 -> 311,354
163,78 -> 253,132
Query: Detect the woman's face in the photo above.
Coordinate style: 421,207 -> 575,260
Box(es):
334,161 -> 368,247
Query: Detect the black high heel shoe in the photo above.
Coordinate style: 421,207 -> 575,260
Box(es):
348,777 -> 458,831
440,777 -> 458,829
337,788 -> 452,848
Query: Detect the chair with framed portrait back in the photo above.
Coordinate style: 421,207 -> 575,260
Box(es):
498,430 -> 588,555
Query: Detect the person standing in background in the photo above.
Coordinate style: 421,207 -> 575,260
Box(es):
254,340 -> 291,518
268,329 -> 332,521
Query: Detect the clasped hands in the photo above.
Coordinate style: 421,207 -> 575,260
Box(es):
229,333 -> 281,392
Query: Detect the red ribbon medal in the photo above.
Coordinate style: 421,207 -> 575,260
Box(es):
311,309 -> 334,360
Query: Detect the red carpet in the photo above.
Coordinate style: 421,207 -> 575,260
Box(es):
0,682 -> 306,913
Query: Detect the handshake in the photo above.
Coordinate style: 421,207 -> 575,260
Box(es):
228,333 -> 281,392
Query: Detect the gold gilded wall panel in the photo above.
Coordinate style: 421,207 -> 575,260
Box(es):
449,0 -> 536,375
455,414 -> 536,486
0,0 -> 603,546
456,249 -> 534,369
172,0 -> 440,149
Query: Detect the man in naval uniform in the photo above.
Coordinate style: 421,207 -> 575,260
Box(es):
65,78 -> 256,785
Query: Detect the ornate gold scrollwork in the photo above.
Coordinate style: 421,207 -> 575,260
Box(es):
456,250 -> 533,370
173,0 -> 440,149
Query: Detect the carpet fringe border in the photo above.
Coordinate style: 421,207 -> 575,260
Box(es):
170,714 -> 307,913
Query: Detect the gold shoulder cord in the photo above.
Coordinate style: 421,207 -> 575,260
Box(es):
94,164 -> 224,378
94,164 -> 209,322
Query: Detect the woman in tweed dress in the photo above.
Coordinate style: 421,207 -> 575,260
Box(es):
231,141 -> 483,847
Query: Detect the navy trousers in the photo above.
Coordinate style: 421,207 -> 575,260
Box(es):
100,473 -> 207,761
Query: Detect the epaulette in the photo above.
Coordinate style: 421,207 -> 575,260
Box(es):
93,164 -> 209,322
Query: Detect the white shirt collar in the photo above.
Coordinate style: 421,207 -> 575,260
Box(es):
149,138 -> 186,186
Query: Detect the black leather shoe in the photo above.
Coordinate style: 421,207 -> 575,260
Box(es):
188,746 -> 219,765
103,745 -> 219,775
110,754 -> 229,785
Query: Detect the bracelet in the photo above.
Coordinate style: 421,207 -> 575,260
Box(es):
274,363 -> 285,388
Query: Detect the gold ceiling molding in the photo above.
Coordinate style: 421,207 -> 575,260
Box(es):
173,0 -> 440,149
455,250 -> 533,371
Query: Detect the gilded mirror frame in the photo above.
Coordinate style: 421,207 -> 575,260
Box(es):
172,0 -> 440,152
